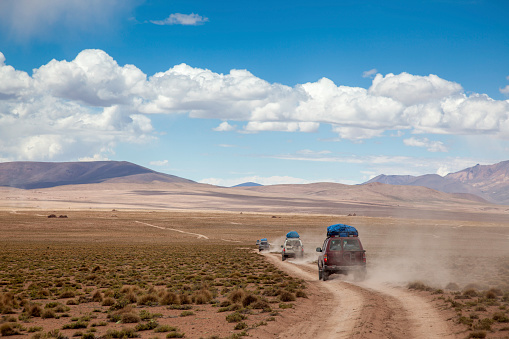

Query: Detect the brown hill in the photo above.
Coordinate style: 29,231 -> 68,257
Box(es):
0,161 -> 194,189
365,160 -> 509,204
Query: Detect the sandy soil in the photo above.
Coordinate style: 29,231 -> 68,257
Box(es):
263,252 -> 462,339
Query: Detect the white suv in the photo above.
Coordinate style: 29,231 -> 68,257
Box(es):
281,238 -> 304,261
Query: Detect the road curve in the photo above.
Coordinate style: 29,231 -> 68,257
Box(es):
262,253 -> 458,339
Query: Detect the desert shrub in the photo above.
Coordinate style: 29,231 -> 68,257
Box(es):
121,312 -> 141,324
91,291 -> 102,302
0,323 -> 21,336
241,294 -> 258,307
166,332 -> 185,338
445,282 -> 460,291
59,290 -> 76,299
407,281 -> 431,291
251,299 -> 269,310
63,321 -> 88,329
485,290 -> 497,299
55,304 -> 70,313
493,312 -> 509,322
193,289 -> 213,304
24,303 -> 42,317
229,289 -> 246,304
226,311 -> 246,323
179,310 -> 194,317
179,294 -> 192,305
160,291 -> 180,306
219,300 -> 231,308
488,288 -> 503,296
0,293 -> 18,312
463,289 -> 478,298
296,290 -> 307,298
279,291 -> 296,302
458,316 -> 473,326
105,328 -> 139,338
28,326 -> 43,333
154,325 -> 178,333
134,320 -> 158,331
41,309 -> 56,319
474,318 -> 494,331
101,297 -> 115,307
125,292 -> 137,303
234,322 -> 248,330
137,293 -> 158,306
82,333 -> 95,339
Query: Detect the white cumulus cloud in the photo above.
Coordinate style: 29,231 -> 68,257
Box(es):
213,121 -> 236,132
149,160 -> 169,166
362,68 -> 378,78
1,48 -> 509,161
403,137 -> 448,152
150,13 -> 209,26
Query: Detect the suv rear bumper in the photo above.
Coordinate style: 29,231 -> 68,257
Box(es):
324,264 -> 366,273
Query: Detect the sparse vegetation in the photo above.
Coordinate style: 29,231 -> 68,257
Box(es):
0,210 -> 307,338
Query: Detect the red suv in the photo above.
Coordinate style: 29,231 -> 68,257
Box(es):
316,224 -> 366,281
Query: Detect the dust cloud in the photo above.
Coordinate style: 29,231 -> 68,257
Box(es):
267,220 -> 509,290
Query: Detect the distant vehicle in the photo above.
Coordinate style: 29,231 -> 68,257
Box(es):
256,239 -> 260,245
259,238 -> 270,252
316,224 -> 366,281
281,238 -> 304,261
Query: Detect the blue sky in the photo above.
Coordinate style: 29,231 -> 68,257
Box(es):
1,0 -> 509,186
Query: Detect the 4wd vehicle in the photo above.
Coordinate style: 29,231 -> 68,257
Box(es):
316,224 -> 366,281
281,237 -> 304,261
258,238 -> 270,252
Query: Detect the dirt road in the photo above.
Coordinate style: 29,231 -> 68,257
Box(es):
263,253 -> 459,339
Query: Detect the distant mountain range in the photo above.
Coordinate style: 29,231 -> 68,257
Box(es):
0,161 -> 194,189
2,159 -> 509,205
364,160 -> 509,204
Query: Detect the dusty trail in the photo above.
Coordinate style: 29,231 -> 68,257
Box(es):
263,252 -> 457,339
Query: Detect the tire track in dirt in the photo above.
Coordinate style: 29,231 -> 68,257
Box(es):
263,252 -> 363,339
263,252 -> 456,339
134,221 -> 209,239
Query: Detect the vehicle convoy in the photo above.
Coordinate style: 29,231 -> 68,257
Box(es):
316,224 -> 366,281
259,238 -> 270,252
281,231 -> 304,261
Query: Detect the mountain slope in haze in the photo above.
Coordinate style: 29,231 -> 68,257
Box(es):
365,160 -> 509,204
232,182 -> 263,187
0,161 -> 195,189
239,181 -> 489,206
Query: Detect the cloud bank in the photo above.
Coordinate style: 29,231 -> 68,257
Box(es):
1,49 -> 508,161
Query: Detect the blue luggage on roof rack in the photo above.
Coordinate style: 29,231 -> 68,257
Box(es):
327,224 -> 358,237
286,231 -> 300,239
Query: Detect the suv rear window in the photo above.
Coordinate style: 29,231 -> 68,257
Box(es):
328,238 -> 361,251
286,240 -> 301,247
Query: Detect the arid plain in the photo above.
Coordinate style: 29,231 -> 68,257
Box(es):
1,182 -> 509,338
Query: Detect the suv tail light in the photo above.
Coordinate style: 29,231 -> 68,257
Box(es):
362,252 -> 366,263
324,253 -> 328,264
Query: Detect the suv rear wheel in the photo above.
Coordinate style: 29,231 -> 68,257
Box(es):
322,271 -> 329,281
